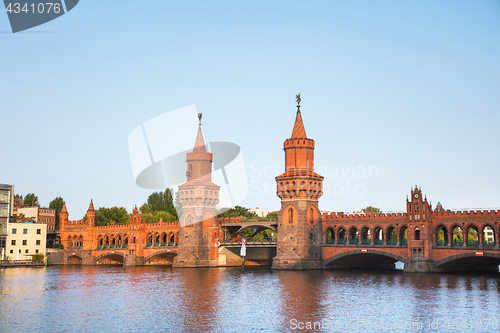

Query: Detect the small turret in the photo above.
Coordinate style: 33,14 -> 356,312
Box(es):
87,199 -> 95,226
60,204 -> 69,227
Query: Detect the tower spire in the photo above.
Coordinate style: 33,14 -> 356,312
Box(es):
291,108 -> 307,139
193,113 -> 206,153
291,93 -> 307,139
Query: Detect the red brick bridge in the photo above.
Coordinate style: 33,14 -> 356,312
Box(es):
321,186 -> 500,272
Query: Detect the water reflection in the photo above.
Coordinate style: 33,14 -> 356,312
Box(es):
0,267 -> 499,332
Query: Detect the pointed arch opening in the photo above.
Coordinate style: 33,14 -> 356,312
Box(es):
325,228 -> 335,244
483,225 -> 495,247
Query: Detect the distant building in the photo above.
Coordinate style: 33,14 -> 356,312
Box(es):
13,204 -> 56,232
5,221 -> 47,260
0,184 -> 15,259
249,207 -> 268,217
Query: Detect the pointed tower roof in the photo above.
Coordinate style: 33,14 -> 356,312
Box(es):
61,204 -> 67,213
88,199 -> 94,211
291,110 -> 307,139
193,124 -> 207,153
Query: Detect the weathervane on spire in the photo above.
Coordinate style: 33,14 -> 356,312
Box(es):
198,113 -> 202,125
295,93 -> 301,109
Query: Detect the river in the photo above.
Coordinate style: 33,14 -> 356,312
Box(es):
1,266 -> 499,332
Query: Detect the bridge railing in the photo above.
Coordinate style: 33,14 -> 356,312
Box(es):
325,239 -> 408,246
97,243 -> 129,250
220,237 -> 277,245
144,242 -> 178,248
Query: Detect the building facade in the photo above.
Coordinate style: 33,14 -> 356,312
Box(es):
13,203 -> 56,232
0,184 -> 15,259
5,221 -> 47,260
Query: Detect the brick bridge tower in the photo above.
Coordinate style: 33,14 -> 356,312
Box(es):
404,185 -> 435,272
272,94 -> 324,269
173,113 -> 220,267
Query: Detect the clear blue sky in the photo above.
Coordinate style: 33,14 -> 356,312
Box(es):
1,1 -> 499,219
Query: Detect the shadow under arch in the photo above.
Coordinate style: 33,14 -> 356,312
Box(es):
324,249 -> 407,269
66,255 -> 83,265
96,251 -> 125,265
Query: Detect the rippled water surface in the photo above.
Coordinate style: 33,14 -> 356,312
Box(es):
1,266 -> 499,332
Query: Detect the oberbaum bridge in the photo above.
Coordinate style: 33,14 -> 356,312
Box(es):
60,97 -> 500,273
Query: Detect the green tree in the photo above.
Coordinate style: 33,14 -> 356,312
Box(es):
23,193 -> 39,206
453,227 -> 463,241
93,207 -> 130,226
14,194 -> 23,200
139,203 -> 150,215
143,189 -> 178,219
220,206 -> 258,219
141,210 -> 177,224
49,196 -> 65,229
362,206 -> 381,213
468,229 -> 478,241
266,211 -> 278,220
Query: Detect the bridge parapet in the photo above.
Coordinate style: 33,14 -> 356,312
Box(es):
145,221 -> 179,228
434,209 -> 499,218
322,211 -> 407,222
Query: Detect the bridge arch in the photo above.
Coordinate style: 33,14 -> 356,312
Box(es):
434,224 -> 449,245
324,249 -> 407,269
360,226 -> 370,244
434,252 -> 500,271
451,224 -> 464,245
386,225 -> 396,244
325,227 -> 335,243
337,227 -> 346,243
373,225 -> 384,243
348,226 -> 358,244
145,250 -> 177,265
95,251 -> 125,265
465,224 -> 479,246
399,226 -> 408,244
66,254 -> 82,265
482,225 -> 496,246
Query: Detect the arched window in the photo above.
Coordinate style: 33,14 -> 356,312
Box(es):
289,207 -> 293,224
415,227 -> 420,240
309,207 -> 314,223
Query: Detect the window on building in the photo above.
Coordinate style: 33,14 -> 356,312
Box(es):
23,229 -> 27,234
37,229 -> 41,234
9,249 -> 13,254
11,240 -> 16,246
35,249 -> 39,253
22,240 -> 27,246
12,228 -> 16,234
25,249 -> 28,253
36,240 -> 41,245
415,227 -> 421,240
